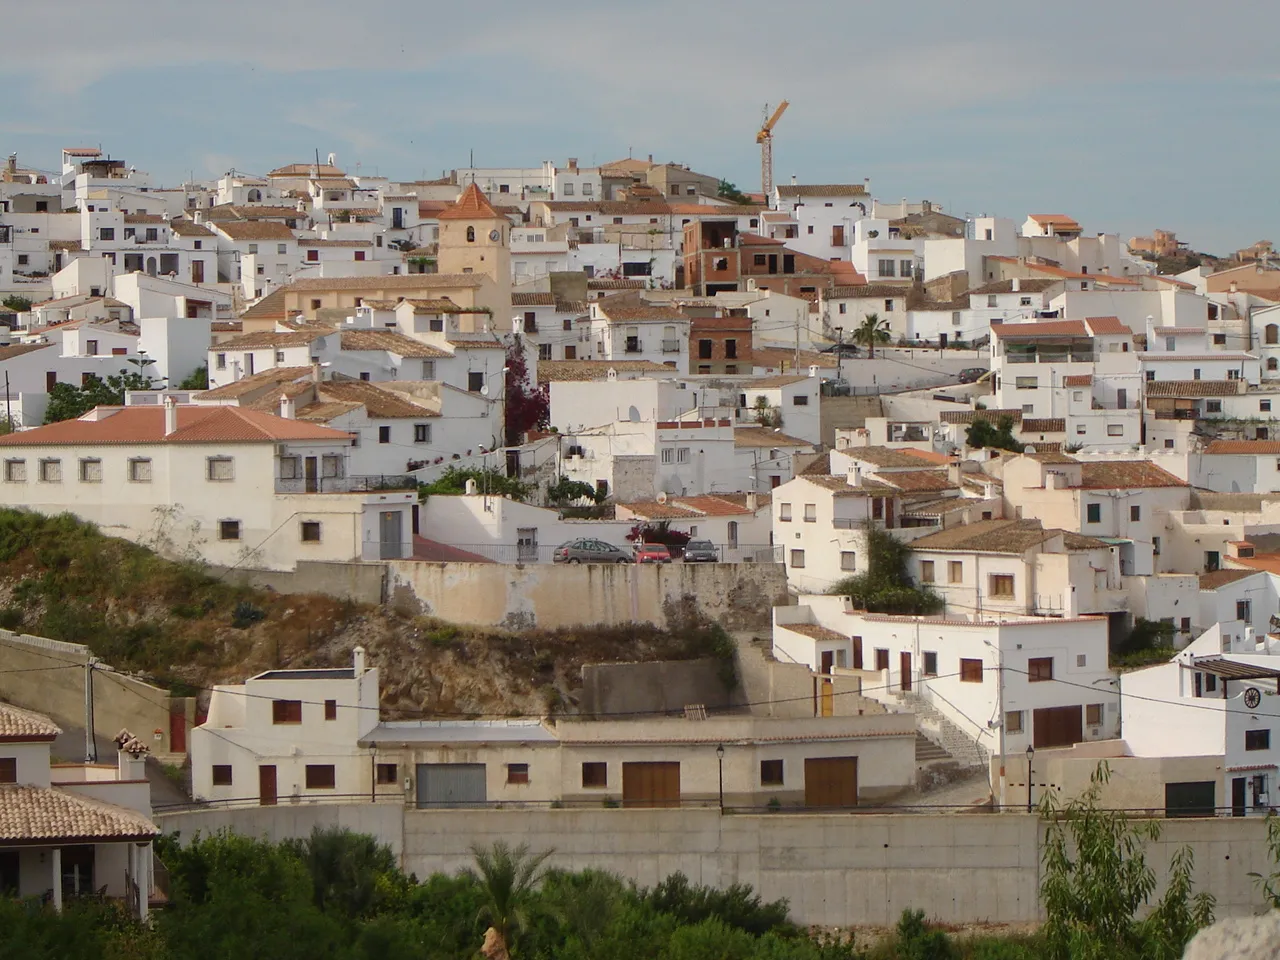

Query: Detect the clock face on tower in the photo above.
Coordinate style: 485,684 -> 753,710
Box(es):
488,229 -> 501,242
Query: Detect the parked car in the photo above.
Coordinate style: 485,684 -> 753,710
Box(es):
820,342 -> 860,357
634,543 -> 672,564
958,367 -> 988,384
552,539 -> 632,564
682,540 -> 719,563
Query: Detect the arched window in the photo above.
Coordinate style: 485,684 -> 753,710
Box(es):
247,188 -> 261,202
1267,324 -> 1279,345
466,226 -> 475,242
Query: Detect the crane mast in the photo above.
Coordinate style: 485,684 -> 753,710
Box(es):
756,100 -> 789,196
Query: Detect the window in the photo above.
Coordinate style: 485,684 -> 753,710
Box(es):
1005,711 -> 1023,733
920,560 -> 935,582
3,460 -> 25,483
760,759 -> 784,786
582,762 -> 607,788
414,423 -> 431,443
989,574 -> 1015,598
1015,376 -> 1038,390
948,560 -> 963,583
1205,550 -> 1220,572
279,456 -> 301,481
468,371 -> 484,392
1086,503 -> 1101,524
274,350 -> 286,363
247,243 -> 259,255
1028,657 -> 1054,682
1086,703 -> 1103,726
661,448 -> 674,465
505,763 -> 529,785
1237,600 -> 1252,622
960,658 -> 984,683
900,259 -> 913,278
215,353 -> 226,369
923,651 -> 938,676
99,227 -> 114,241
561,183 -> 574,196
122,457 -> 153,483
301,521 -> 322,543
793,394 -> 809,406
1246,729 -> 1271,751
779,503 -> 791,521
77,458 -> 102,483
0,757 -> 14,783
307,249 -> 320,262
676,447 -> 690,464
421,359 -> 437,379
1206,400 -> 1222,413
790,549 -> 805,568
1077,425 -> 1087,436
38,459 -> 61,483
884,299 -> 895,312
376,763 -> 398,785
725,339 -> 737,359
1020,296 -> 1033,307
207,457 -> 234,481
754,254 -> 767,266
16,254 -> 27,266
378,426 -> 391,444
1153,536 -> 1161,555
877,259 -> 894,278
841,551 -> 857,571
803,503 -> 816,523
272,700 -> 302,724
305,765 -> 336,789
698,339 -> 713,359
874,648 -> 890,671
219,520 -> 241,541
1077,654 -> 1088,667
1107,424 -> 1124,437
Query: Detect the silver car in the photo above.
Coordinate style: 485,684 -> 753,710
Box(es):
552,538 -> 632,564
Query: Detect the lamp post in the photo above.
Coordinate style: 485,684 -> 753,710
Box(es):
716,743 -> 725,813
1025,744 -> 1035,814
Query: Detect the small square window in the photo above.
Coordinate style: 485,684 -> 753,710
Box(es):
376,763 -> 398,785
272,700 -> 302,724
219,520 -> 241,541
38,459 -> 61,483
1005,711 -> 1023,734
1086,703 -> 1103,726
581,762 -> 607,788
507,763 -> 530,785
1129,505 -> 1141,521
790,549 -> 805,568
305,764 -> 336,789
840,552 -> 857,571
1246,729 -> 1270,751
1028,657 -> 1054,682
275,350 -> 285,363
78,458 -> 102,483
207,457 -> 234,481
803,504 -> 816,522
3,460 -> 26,483
960,658 -> 983,683
324,699 -> 337,720
378,426 -> 391,444
211,765 -> 232,786
923,651 -> 938,676
414,423 -> 431,443
760,759 -> 784,786
300,520 -> 322,542
128,458 -> 152,482
1086,503 -> 1101,524
920,560 -> 935,582
1077,654 -> 1087,667
0,757 -> 16,783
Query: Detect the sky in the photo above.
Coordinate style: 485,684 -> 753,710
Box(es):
1,0 -> 1275,254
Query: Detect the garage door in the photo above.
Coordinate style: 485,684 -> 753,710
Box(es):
804,756 -> 858,808
415,763 -> 486,807
1032,705 -> 1083,749
621,762 -> 680,808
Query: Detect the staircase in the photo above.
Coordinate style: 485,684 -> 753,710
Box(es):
893,691 -> 989,769
914,732 -> 950,763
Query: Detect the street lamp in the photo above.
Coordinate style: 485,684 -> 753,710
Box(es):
1025,744 -> 1035,814
716,743 -> 725,813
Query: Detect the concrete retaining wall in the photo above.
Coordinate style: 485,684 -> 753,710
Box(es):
211,560 -> 385,604
154,805 -> 1275,927
386,561 -> 789,631
580,658 -> 736,715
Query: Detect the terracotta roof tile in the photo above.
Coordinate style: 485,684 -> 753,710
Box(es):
776,184 -> 869,198
1084,316 -> 1133,336
0,703 -> 61,741
288,274 -> 485,292
512,293 -> 556,306
781,623 -> 848,643
910,519 -> 1055,554
1022,418 -> 1065,433
1061,531 -> 1110,550
1199,568 -> 1263,590
733,426 -> 811,448
0,785 -> 158,843
123,213 -> 166,225
1145,380 -> 1243,398
215,220 -> 296,241
437,184 -> 502,221
339,330 -> 450,358
1063,374 -> 1093,387
991,319 -> 1089,338
269,162 -> 344,178
1028,214 -> 1080,229
594,292 -> 688,322
875,470 -> 955,493
239,288 -> 290,321
845,446 -> 946,468
1205,440 -> 1280,455
215,329 -> 328,349
536,360 -> 673,383
0,405 -> 352,446
307,381 -> 435,419
1078,461 -> 1187,489
587,279 -> 647,290
801,474 -> 894,495
170,219 -> 215,237
0,343 -> 56,363
198,366 -> 311,399
967,278 -> 1061,295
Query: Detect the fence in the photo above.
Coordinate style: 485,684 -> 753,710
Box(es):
277,474 -> 417,494
410,542 -> 781,564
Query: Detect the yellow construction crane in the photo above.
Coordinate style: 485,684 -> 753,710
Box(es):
756,100 -> 789,197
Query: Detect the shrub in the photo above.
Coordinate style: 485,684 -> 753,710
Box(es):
231,601 -> 266,629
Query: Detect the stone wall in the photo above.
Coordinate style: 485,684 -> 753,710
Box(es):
580,658 -> 737,716
386,561 -> 789,631
211,560 -> 386,604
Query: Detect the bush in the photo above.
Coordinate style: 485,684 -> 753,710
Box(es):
231,601 -> 266,629
828,523 -> 943,615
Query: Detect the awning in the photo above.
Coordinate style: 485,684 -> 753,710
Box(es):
1191,657 -> 1280,681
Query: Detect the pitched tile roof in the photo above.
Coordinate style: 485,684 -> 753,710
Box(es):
1063,374 -> 1093,387
288,274 -> 486,291
239,288 -> 290,320
1028,214 -> 1080,228
1084,316 -> 1133,336
0,343 -> 56,363
1061,531 -> 1110,550
967,278 -> 1062,295
305,381 -> 435,419
204,204 -> 303,222
536,360 -> 673,383
268,162 -> 345,178
215,220 -> 297,241
910,519 -> 1056,554
123,212 -> 166,224
0,405 -> 352,446
215,329 -> 328,349
198,366 -> 311,399
170,219 -> 215,237
437,184 -> 502,221
1199,568 -> 1263,590
1078,461 -> 1187,489
1021,418 -> 1066,433
339,330 -> 451,358
0,785 -> 158,843
620,494 -> 769,520
512,293 -> 555,306
990,319 -> 1089,338
845,446 -> 946,468
1026,451 -> 1079,464
780,623 -> 849,643
800,474 -> 892,496
776,184 -> 869,198
875,469 -> 955,492
1205,440 -> 1280,455
594,292 -> 688,322
733,426 -> 812,448
1144,380 -> 1243,398
0,703 -> 61,741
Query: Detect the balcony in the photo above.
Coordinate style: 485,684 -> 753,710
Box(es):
276,474 -> 417,494
662,339 -> 681,353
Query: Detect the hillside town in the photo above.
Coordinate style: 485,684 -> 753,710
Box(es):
5,132 -> 1280,954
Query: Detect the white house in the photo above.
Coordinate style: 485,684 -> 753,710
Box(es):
615,493 -> 774,561
192,648 -> 381,804
417,493 -> 632,563
770,183 -> 869,262
581,292 -> 689,374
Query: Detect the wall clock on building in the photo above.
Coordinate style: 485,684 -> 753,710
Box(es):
1245,687 -> 1262,709
489,229 -> 501,241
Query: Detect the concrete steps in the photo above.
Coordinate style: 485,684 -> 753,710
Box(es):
894,691 -> 989,769
915,732 -> 950,762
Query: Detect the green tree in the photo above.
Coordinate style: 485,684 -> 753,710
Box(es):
468,841 -> 554,958
177,365 -> 209,390
1,295 -> 32,313
1039,763 -> 1214,960
827,522 -> 943,615
1247,810 -> 1280,908
852,312 -> 891,360
293,826 -> 398,918
546,475 -> 600,505
717,180 -> 752,205
965,415 -> 1024,453
44,370 -> 160,423
419,465 -> 532,501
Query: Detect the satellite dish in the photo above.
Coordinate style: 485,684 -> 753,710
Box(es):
656,492 -> 668,504
480,384 -> 490,396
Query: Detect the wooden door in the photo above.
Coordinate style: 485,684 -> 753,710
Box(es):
304,457 -> 319,493
820,651 -> 834,675
852,637 -> 863,670
900,652 -> 912,692
1232,777 -> 1247,817
191,260 -> 205,284
168,707 -> 186,754
1032,705 -> 1083,749
259,765 -> 278,806
621,762 -> 680,808
819,680 -> 834,717
804,757 -> 858,808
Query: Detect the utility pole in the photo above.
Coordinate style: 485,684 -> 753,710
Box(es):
835,326 -> 844,382
794,314 -> 801,371
83,656 -> 98,763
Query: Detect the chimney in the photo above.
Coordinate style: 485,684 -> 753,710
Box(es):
279,393 -> 295,419
465,478 -> 478,495
311,360 -> 322,383
567,158 -> 578,172
850,463 -> 863,487
113,729 -> 148,781
648,154 -> 653,163
353,645 -> 366,676
1230,281 -> 1239,293
1011,277 -> 1020,292
746,492 -> 759,513
1064,585 -> 1078,619
790,175 -> 797,186
163,396 -> 178,436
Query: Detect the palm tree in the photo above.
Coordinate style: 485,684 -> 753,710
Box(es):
469,841 -> 554,957
853,311 -> 892,360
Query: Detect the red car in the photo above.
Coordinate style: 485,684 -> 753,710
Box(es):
634,543 -> 672,564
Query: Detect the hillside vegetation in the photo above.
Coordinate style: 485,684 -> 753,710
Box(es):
0,509 -> 730,715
